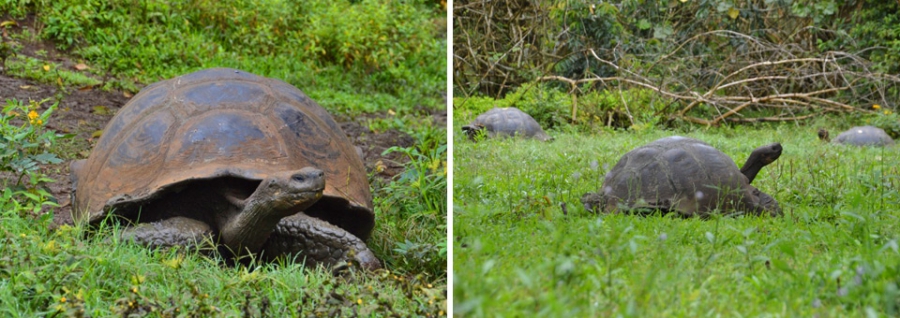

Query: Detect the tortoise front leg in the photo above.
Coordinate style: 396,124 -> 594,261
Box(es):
262,212 -> 381,271
120,216 -> 216,251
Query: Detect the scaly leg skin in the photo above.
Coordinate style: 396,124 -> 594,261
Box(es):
262,213 -> 382,271
120,216 -> 216,252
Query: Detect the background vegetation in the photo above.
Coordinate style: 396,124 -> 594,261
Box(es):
454,0 -> 900,129
1,0 -> 447,316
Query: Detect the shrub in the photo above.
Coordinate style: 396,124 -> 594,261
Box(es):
0,98 -> 67,218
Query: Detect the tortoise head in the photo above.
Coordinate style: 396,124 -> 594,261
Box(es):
817,128 -> 830,142
461,123 -> 486,140
580,191 -> 607,213
739,142 -> 782,184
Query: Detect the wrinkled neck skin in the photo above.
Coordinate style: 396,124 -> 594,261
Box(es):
740,153 -> 766,184
219,193 -> 293,256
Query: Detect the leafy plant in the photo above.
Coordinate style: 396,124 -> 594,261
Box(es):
374,129 -> 447,276
0,98 -> 67,218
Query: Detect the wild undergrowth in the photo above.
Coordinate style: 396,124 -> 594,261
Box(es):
0,0 -> 446,115
453,112 -> 900,316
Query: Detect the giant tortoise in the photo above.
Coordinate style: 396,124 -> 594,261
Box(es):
581,136 -> 783,217
817,126 -> 894,147
66,68 -> 380,270
462,107 -> 552,141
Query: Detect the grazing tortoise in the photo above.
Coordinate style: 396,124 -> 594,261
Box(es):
817,126 -> 894,147
66,68 -> 380,270
462,107 -> 552,141
581,136 -> 783,217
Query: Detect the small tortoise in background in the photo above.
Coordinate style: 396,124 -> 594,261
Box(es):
581,136 -> 783,217
817,126 -> 894,147
65,68 -> 380,270
462,107 -> 552,141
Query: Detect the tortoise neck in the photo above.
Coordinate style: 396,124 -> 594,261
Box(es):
740,153 -> 765,184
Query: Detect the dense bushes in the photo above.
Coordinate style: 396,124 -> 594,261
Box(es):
1,0 -> 446,111
455,0 -> 900,100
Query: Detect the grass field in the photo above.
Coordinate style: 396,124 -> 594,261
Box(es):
452,118 -> 900,316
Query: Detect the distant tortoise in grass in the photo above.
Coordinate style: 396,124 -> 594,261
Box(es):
65,68 -> 380,270
581,136 -> 783,217
817,126 -> 894,147
462,107 -> 552,141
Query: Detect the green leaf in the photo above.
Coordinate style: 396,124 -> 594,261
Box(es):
653,25 -> 673,40
33,153 -> 63,164
727,7 -> 740,20
771,258 -> 794,276
778,242 -> 796,258
637,19 -> 651,30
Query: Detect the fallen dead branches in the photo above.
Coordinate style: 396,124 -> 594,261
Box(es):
539,31 -> 900,126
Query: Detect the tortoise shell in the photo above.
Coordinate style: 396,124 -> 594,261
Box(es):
584,136 -> 781,217
463,107 -> 551,141
833,126 -> 894,147
70,68 -> 374,241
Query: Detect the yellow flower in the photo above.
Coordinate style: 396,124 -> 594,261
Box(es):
873,104 -> 881,110
356,298 -> 362,305
60,297 -> 67,303
27,110 -> 39,125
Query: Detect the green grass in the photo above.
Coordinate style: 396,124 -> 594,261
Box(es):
2,216 -> 444,317
453,114 -> 900,316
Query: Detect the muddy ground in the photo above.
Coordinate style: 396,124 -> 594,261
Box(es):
1,66 -> 443,224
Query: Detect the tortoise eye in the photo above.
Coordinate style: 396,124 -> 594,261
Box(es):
292,174 -> 306,182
